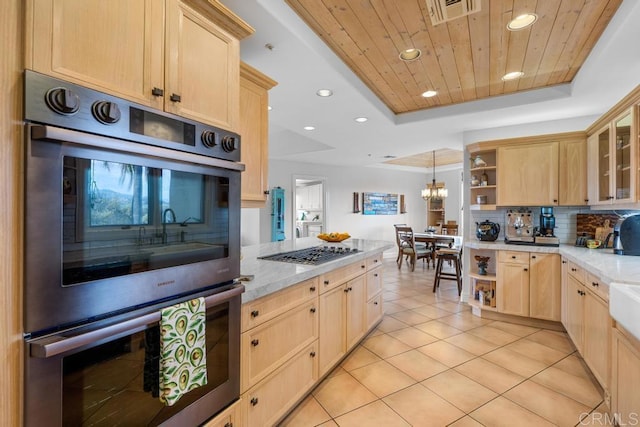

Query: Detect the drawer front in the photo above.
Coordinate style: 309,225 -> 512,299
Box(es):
319,261 -> 366,293
244,342 -> 318,427
366,253 -> 383,270
567,260 -> 586,283
366,267 -> 383,300
585,272 -> 609,302
242,277 -> 319,332
366,293 -> 383,330
241,299 -> 318,391
498,250 -> 529,265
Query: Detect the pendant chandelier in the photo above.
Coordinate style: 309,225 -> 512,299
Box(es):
421,150 -> 448,200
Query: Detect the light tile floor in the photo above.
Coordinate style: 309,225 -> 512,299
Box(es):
280,255 -> 608,427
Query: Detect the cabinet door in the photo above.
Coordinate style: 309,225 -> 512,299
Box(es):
612,111 -> 635,203
565,275 -> 584,353
583,291 -> 610,390
345,275 -> 367,350
558,138 -> 588,206
241,299 -> 318,391
529,253 -> 561,321
590,125 -> 613,204
28,0 -> 164,108
244,342 -> 318,427
366,293 -> 383,330
165,0 -> 239,130
497,262 -> 530,316
497,142 -> 559,206
560,259 -> 569,327
612,329 -> 640,425
318,285 -> 346,376
202,398 -> 241,427
239,68 -> 270,207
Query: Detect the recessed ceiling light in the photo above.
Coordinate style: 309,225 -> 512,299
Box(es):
399,48 -> 421,61
316,89 -> 333,97
502,71 -> 525,81
303,126 -> 315,131
507,13 -> 538,31
354,117 -> 368,123
421,90 -> 438,98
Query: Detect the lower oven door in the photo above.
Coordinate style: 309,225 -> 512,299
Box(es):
24,285 -> 243,427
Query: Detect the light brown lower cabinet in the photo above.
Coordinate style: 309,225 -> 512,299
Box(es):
497,251 -> 560,321
611,326 -> 640,424
239,253 -> 384,426
562,258 -> 611,396
202,398 -> 242,427
243,342 -> 319,427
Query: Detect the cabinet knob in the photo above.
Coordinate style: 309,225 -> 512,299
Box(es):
310,307 -> 316,313
361,265 -> 366,269
250,397 -> 259,406
592,282 -> 599,287
251,339 -> 259,346
310,351 -> 316,358
585,199 -> 589,203
310,286 -> 316,292
263,190 -> 270,195
324,280 -> 329,285
170,93 -> 181,102
251,310 -> 259,318
562,260 -> 567,264
553,199 -> 558,203
531,255 -> 536,259
511,256 -> 516,259
374,273 -> 378,277
374,301 -> 378,305
524,268 -> 528,272
344,288 -> 349,293
348,287 -> 353,291
224,423 -> 232,427
151,87 -> 164,97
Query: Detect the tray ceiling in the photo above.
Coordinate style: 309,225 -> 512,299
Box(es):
285,0 -> 623,116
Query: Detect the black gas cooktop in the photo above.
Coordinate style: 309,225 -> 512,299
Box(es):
259,246 -> 359,265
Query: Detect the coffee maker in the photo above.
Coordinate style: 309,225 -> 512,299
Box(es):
505,208 -> 534,243
535,207 -> 560,246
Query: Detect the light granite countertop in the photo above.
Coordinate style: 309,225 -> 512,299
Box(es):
239,237 -> 394,303
465,240 -> 640,285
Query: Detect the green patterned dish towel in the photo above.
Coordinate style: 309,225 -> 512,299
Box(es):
159,297 -> 208,406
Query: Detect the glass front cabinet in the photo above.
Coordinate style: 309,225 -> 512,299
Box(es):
588,109 -> 636,205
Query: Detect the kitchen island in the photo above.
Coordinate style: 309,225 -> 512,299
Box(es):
235,237 -> 393,426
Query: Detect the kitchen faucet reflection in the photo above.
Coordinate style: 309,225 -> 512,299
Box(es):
162,208 -> 177,244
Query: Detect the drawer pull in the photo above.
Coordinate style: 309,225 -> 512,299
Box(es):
562,260 -> 567,264
344,288 -> 349,293
310,351 -> 316,357
531,255 -> 536,259
374,301 -> 378,305
250,397 -> 259,406
310,286 -> 316,292
511,255 -> 516,259
374,273 -> 378,277
151,87 -> 164,97
310,307 -> 316,313
571,268 -> 577,272
348,287 -> 353,291
324,280 -> 329,285
170,93 -> 181,102
251,339 -> 260,347
592,282 -> 599,287
224,423 -> 232,427
251,310 -> 259,318
524,268 -> 528,272
374,259 -> 379,263
361,265 -> 366,269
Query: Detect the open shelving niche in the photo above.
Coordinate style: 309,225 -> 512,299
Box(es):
467,247 -> 497,312
469,149 -> 497,210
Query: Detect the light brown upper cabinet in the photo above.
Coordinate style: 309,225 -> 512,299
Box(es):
26,0 -> 253,131
240,63 -> 277,208
588,109 -> 637,206
497,142 -> 559,206
558,138 -> 588,206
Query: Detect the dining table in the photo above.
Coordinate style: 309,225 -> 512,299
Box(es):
413,232 -> 462,266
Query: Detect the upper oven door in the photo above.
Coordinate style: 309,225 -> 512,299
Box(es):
25,124 -> 242,335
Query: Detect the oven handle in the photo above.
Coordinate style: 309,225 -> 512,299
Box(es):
29,124 -> 245,172
29,284 -> 245,359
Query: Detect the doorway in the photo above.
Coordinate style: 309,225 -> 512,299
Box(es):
293,176 -> 326,239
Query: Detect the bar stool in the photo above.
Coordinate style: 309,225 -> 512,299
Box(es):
433,247 -> 463,295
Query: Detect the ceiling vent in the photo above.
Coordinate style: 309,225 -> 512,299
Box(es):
426,0 -> 481,26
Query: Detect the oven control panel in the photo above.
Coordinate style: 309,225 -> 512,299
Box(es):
24,70 -> 241,162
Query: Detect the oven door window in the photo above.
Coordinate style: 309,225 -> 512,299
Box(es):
62,155 -> 230,286
62,303 -> 231,426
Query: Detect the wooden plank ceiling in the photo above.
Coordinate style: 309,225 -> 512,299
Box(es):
285,0 -> 622,114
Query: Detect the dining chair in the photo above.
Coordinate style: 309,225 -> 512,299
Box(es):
395,226 -> 432,271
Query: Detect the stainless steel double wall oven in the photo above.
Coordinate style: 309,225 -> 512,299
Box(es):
23,70 -> 244,426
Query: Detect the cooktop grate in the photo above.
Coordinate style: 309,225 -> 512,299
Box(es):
259,245 -> 359,265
